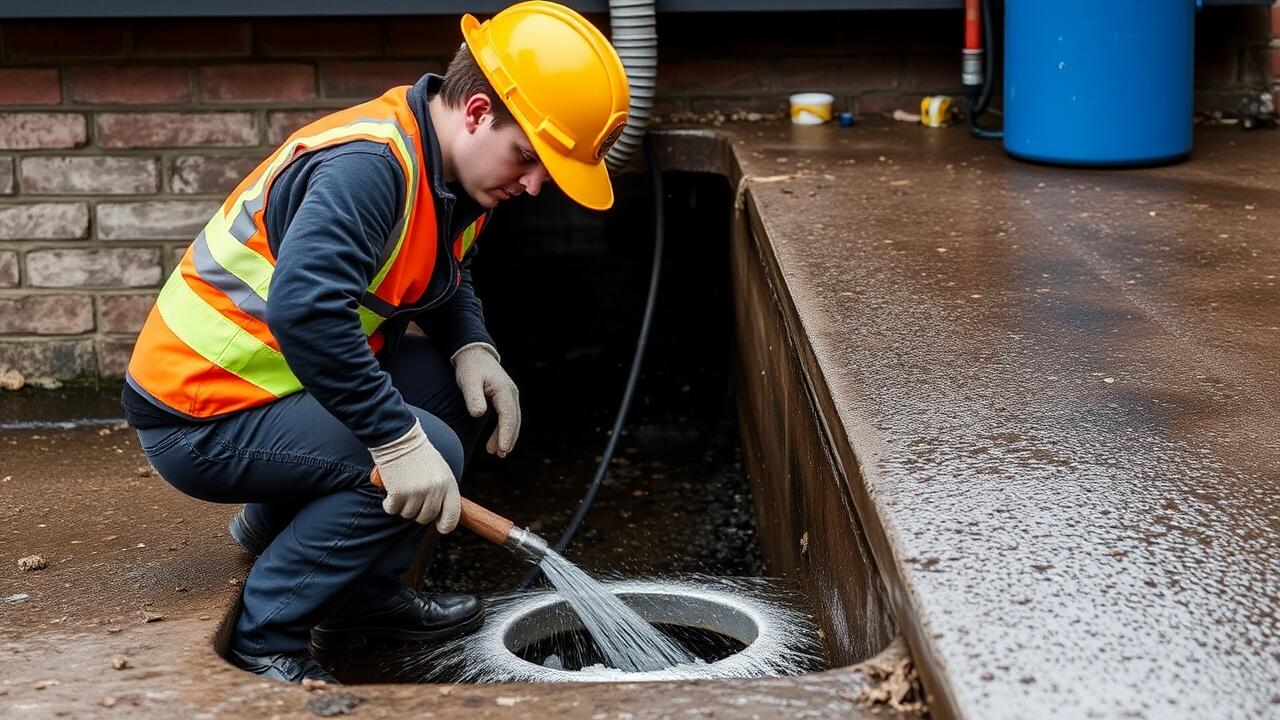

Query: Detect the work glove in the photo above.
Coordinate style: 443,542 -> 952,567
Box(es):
368,418 -> 461,532
452,342 -> 521,458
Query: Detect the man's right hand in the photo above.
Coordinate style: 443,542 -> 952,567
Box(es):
368,419 -> 461,532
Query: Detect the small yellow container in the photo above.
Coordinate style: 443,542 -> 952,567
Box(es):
789,93 -> 834,125
919,95 -> 954,128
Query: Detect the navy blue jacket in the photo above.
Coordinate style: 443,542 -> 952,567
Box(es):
124,74 -> 494,446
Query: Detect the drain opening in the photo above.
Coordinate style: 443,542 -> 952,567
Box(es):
502,591 -> 759,672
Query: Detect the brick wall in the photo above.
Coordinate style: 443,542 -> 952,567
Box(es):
0,10 -> 1273,380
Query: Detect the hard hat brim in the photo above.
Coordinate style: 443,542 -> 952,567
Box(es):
528,130 -> 615,211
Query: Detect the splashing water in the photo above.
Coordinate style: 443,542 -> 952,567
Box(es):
535,549 -> 693,672
395,577 -> 823,683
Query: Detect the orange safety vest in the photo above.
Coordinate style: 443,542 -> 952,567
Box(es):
127,85 -> 486,419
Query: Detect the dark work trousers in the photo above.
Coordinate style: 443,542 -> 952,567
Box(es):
135,334 -> 485,656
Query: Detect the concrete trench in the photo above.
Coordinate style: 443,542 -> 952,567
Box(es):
3,121 -> 1278,719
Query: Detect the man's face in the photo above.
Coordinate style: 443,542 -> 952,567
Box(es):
454,94 -> 551,209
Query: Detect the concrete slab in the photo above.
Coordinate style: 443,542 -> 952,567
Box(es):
654,121 -> 1279,720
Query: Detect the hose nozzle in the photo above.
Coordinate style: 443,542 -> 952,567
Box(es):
504,526 -> 550,561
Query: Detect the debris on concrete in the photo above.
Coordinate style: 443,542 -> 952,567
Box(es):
101,696 -> 118,708
111,656 -> 130,670
892,110 -> 922,124
27,376 -> 63,390
853,638 -> 928,717
140,611 -> 165,623
0,367 -> 24,391
17,555 -> 47,571
307,692 -> 365,717
4,593 -> 29,604
33,679 -> 59,690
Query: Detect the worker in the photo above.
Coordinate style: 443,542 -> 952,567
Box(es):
120,1 -> 629,684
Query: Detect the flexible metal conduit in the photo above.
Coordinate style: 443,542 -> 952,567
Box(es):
605,0 -> 657,171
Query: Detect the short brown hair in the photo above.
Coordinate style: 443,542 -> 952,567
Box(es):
439,44 -> 516,127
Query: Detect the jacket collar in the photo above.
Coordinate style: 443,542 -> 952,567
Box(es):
407,73 -> 453,202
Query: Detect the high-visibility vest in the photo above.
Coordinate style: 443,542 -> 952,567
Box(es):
127,85 -> 485,419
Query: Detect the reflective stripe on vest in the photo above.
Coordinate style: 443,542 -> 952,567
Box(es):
127,87 -> 433,418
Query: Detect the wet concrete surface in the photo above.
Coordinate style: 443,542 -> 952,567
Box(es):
649,122 -> 1280,719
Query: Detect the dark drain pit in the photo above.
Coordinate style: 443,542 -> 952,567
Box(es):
506,592 -> 756,671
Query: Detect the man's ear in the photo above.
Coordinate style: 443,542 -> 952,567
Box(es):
463,93 -> 494,134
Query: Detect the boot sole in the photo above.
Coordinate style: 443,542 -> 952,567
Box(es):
310,606 -> 485,652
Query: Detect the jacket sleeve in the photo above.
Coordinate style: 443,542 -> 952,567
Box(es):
414,252 -> 496,358
265,147 -> 417,447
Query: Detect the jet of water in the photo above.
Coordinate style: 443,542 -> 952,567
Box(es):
536,549 -> 693,672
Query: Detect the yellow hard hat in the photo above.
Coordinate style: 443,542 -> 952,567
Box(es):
462,1 -> 630,210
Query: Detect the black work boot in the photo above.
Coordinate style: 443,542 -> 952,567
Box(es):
227,647 -> 340,684
227,508 -> 272,556
311,587 -> 484,651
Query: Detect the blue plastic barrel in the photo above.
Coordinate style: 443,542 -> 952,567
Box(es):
1003,0 -> 1197,166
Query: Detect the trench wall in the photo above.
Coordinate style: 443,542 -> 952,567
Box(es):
0,6 -> 1275,379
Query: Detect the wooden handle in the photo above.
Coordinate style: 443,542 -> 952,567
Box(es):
370,467 -> 514,547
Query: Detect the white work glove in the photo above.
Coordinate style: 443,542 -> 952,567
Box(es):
452,342 -> 521,458
368,419 -> 461,532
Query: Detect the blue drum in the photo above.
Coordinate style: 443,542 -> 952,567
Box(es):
1003,0 -> 1197,166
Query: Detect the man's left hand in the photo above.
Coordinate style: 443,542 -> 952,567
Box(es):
452,343 -> 521,458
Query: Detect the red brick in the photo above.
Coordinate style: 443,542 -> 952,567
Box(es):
0,251 -> 17,287
322,60 -> 434,99
256,19 -> 383,57
4,21 -> 126,59
97,336 -> 137,378
68,66 -> 191,105
170,154 -> 263,195
0,113 -> 86,150
0,203 -> 89,240
199,64 -> 317,102
778,56 -> 900,93
387,18 -> 467,57
0,158 -> 12,195
96,112 -> 258,149
0,295 -> 94,335
21,156 -> 158,195
0,69 -> 61,105
26,248 -> 162,288
132,20 -> 252,58
97,200 -> 219,241
658,57 -> 770,94
267,108 -> 338,145
0,338 -> 96,378
97,293 -> 156,334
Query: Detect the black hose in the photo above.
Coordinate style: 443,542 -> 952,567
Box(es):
515,133 -> 665,589
969,0 -> 1004,140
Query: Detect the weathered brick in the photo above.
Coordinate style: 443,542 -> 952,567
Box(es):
387,17 -> 465,57
68,66 -> 191,105
0,251 -> 17,287
0,158 -> 12,195
97,293 -> 157,334
0,294 -> 94,335
267,109 -> 336,145
168,245 -> 189,273
21,157 -> 158,195
256,19 -> 383,57
0,69 -> 62,105
688,96 -> 789,116
198,64 -> 317,102
97,336 -> 137,378
170,154 -> 261,195
4,21 -> 127,59
322,61 -> 434,99
97,201 -> 218,241
0,338 -> 96,379
132,20 -> 252,57
0,203 -> 89,240
0,113 -> 87,150
778,56 -> 900,93
26,248 -> 162,288
96,112 -> 257,149
658,57 -> 771,94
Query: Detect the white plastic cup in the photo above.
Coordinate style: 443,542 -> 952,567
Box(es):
789,92 -> 834,125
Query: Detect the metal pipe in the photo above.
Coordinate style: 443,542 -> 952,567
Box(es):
605,0 -> 657,171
